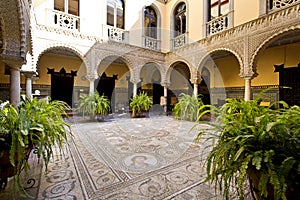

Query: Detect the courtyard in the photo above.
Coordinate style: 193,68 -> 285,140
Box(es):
0,115 -> 222,200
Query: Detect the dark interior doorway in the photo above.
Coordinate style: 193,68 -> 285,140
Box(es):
95,72 -> 118,112
47,68 -> 77,107
275,63 -> 300,106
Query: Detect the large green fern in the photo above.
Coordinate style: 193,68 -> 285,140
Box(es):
195,96 -> 300,200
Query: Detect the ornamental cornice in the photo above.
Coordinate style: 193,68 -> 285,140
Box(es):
36,24 -> 104,42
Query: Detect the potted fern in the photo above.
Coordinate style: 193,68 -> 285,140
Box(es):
77,92 -> 111,121
0,97 -> 71,197
195,96 -> 300,200
173,93 -> 204,121
129,91 -> 152,118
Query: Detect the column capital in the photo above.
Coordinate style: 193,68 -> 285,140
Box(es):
130,78 -> 141,85
160,82 -> 170,88
2,56 -> 24,70
21,70 -> 36,78
190,76 -> 202,84
86,74 -> 98,81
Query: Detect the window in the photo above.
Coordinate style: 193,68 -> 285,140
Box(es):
144,6 -> 157,39
54,0 -> 79,16
174,2 -> 186,37
107,0 -> 124,29
209,0 -> 229,20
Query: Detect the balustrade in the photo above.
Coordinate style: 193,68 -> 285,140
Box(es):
143,36 -> 160,51
171,33 -> 188,50
270,0 -> 299,11
53,10 -> 79,31
105,25 -> 127,43
206,12 -> 231,36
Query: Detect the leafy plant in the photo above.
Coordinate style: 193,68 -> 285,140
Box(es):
0,97 -> 71,197
173,93 -> 204,121
77,92 -> 110,120
195,97 -> 300,200
130,91 -> 152,118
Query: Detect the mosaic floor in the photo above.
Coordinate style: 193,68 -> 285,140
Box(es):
0,116 -> 223,200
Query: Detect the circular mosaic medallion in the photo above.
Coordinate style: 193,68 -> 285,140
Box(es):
119,153 -> 164,173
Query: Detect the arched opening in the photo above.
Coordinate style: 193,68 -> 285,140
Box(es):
168,62 -> 192,110
200,50 -> 241,106
140,63 -> 163,106
199,67 -> 211,105
253,29 -> 300,106
97,56 -> 130,113
36,48 -> 87,108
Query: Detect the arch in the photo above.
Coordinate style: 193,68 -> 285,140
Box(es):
170,0 -> 189,38
250,26 -> 300,69
197,48 -> 243,75
96,54 -> 134,77
35,43 -> 88,73
140,62 -> 162,83
166,58 -> 193,83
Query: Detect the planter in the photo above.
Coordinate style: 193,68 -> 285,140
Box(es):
248,166 -> 300,200
0,147 -> 32,191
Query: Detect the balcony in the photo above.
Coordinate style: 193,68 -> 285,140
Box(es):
171,33 -> 188,50
52,10 -> 79,31
143,36 -> 160,51
269,0 -> 299,12
206,11 -> 233,36
103,25 -> 128,43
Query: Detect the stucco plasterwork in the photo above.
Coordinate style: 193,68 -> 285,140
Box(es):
0,0 -> 30,64
28,2 -> 300,88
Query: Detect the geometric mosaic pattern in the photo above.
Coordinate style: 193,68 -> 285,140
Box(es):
0,116 -> 222,199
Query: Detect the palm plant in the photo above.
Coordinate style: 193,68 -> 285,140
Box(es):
173,93 -> 204,121
0,97 -> 71,197
130,91 -> 152,118
77,92 -> 110,120
195,96 -> 300,200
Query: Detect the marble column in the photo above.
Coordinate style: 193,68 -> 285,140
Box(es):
133,82 -> 137,97
22,71 -> 35,99
244,78 -> 252,101
161,82 -> 170,115
89,79 -> 95,94
10,67 -> 21,106
193,83 -> 198,97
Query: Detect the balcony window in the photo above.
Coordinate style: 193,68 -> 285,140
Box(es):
206,0 -> 231,35
54,0 -> 79,16
144,6 -> 157,39
53,0 -> 80,30
174,2 -> 186,37
209,0 -> 229,20
107,0 -> 124,29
